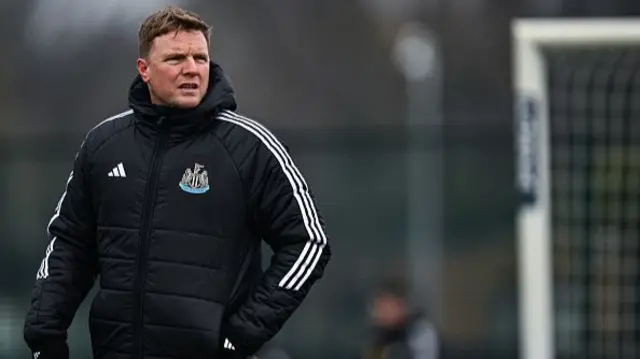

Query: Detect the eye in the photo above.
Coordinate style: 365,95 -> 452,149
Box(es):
166,55 -> 184,63
194,55 -> 208,63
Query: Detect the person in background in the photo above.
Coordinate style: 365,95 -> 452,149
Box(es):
362,278 -> 438,359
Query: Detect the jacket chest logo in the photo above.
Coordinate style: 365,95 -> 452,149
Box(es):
179,163 -> 210,194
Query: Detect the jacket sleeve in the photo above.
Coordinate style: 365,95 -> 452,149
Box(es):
223,131 -> 331,355
23,139 -> 99,357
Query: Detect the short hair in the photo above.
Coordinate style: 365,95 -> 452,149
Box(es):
375,275 -> 408,300
138,5 -> 211,58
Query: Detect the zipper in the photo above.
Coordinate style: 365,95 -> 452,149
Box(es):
133,117 -> 168,359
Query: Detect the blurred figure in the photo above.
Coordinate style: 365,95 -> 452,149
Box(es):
362,278 -> 438,359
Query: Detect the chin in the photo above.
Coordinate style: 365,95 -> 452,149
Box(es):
172,97 -> 202,109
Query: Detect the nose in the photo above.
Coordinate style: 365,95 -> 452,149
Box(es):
181,56 -> 198,75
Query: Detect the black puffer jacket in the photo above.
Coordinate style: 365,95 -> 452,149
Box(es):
23,63 -> 330,359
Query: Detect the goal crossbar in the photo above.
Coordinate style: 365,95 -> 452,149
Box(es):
515,19 -> 640,45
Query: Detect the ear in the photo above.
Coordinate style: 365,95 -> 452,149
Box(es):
136,58 -> 151,83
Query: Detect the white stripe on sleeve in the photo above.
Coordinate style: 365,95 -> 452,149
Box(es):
39,109 -> 132,280
218,111 -> 327,291
36,237 -> 56,280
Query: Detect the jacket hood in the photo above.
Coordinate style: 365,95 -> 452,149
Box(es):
128,61 -> 237,124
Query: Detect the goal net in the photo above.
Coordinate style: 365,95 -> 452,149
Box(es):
514,19 -> 640,359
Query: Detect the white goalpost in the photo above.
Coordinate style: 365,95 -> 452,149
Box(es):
513,18 -> 640,359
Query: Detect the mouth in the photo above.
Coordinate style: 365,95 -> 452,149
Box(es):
178,83 -> 199,90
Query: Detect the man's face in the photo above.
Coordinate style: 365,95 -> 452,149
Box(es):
371,293 -> 406,329
137,30 -> 210,109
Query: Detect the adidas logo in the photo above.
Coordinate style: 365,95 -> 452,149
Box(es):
223,338 -> 236,351
108,163 -> 127,178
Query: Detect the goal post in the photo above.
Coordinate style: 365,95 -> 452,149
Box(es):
513,18 -> 640,359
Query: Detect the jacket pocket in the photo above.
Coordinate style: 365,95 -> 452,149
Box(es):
225,244 -> 257,312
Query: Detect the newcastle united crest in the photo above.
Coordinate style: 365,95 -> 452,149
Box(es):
179,163 -> 210,194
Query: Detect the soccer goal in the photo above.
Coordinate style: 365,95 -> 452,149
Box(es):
514,19 -> 640,359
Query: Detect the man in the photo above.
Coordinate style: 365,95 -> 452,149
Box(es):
362,279 -> 438,359
23,6 -> 330,359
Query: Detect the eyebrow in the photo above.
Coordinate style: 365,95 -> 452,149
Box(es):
163,51 -> 209,59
